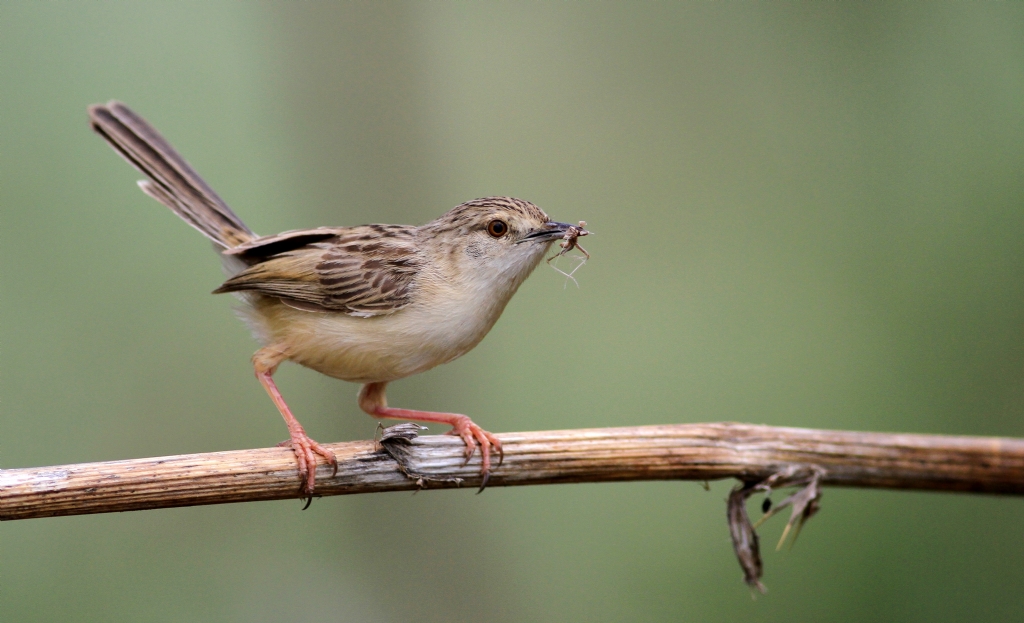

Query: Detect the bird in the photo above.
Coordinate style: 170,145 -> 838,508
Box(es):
87,101 -> 588,499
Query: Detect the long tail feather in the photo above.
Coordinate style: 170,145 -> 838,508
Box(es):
88,101 -> 255,248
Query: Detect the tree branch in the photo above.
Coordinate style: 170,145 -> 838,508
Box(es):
6,422 -> 1022,588
4,422 -> 1022,521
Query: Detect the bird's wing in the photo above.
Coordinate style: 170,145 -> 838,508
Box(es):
223,227 -> 345,261
214,225 -> 422,317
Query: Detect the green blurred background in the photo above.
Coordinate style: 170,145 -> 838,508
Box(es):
3,2 -> 1024,621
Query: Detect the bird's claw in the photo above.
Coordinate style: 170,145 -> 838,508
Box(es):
279,433 -> 338,503
446,418 -> 503,491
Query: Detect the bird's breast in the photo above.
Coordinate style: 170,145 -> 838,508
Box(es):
244,279 -> 512,384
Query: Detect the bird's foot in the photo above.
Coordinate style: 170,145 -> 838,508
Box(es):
357,382 -> 501,492
445,415 -> 503,490
278,430 -> 338,500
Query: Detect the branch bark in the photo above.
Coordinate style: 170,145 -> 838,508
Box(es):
3,422 -> 1023,521
7,422 -> 1022,589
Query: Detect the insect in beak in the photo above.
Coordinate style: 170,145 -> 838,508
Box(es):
546,221 -> 590,262
519,221 -> 588,244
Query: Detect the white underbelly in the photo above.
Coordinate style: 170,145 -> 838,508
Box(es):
243,292 -> 503,384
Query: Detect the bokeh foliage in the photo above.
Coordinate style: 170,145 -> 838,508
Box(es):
2,3 -> 1024,621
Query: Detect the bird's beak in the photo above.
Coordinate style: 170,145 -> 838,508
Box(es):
518,221 -> 589,244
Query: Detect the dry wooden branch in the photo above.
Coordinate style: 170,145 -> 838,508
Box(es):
5,422 -> 1022,588
4,423 -> 1022,521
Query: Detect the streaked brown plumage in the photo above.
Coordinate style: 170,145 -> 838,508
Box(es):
88,101 -> 586,498
216,224 -> 422,316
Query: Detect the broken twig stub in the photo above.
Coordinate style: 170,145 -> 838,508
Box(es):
377,423 -> 465,489
728,465 -> 826,593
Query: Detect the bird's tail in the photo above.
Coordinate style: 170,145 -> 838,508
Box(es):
88,101 -> 255,249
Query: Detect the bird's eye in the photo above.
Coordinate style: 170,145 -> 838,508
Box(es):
487,220 -> 508,238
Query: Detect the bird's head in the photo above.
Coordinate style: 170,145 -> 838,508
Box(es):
419,197 -> 584,293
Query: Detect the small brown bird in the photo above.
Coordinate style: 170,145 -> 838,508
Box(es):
88,101 -> 588,498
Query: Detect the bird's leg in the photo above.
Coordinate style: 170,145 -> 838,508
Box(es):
254,346 -> 337,498
358,382 -> 503,486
